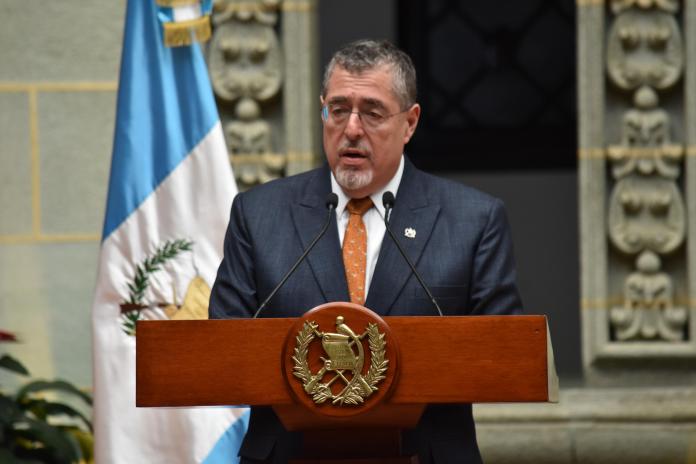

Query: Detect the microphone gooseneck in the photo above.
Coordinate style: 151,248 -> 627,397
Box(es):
381,191 -> 443,317
253,192 -> 339,318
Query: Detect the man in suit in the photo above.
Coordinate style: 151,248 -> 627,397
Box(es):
210,39 -> 522,464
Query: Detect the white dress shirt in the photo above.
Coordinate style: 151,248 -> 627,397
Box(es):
331,156 -> 405,299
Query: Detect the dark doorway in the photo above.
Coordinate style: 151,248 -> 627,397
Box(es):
399,0 -> 577,171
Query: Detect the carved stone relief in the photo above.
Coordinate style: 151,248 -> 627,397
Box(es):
208,0 -> 286,188
606,9 -> 682,90
606,0 -> 686,342
610,250 -> 687,340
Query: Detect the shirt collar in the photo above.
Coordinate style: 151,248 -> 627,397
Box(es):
331,155 -> 405,218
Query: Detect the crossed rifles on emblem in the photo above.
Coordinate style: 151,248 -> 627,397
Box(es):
305,316 -> 374,400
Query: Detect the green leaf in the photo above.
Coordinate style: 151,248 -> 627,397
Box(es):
0,354 -> 30,376
22,398 -> 93,432
0,394 -> 24,426
16,380 -> 92,406
121,310 -> 140,335
12,416 -> 83,462
63,426 -> 94,461
0,448 -> 44,464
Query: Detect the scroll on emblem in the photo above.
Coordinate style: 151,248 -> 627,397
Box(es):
292,316 -> 388,406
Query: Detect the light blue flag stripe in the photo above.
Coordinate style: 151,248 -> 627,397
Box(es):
103,0 -> 218,240
202,410 -> 250,464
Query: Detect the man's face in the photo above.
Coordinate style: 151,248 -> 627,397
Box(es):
321,64 -> 420,198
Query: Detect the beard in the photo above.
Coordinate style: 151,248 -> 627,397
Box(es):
334,164 -> 374,192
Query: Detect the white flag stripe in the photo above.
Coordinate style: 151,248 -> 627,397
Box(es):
94,123 -> 233,305
93,122 -> 246,463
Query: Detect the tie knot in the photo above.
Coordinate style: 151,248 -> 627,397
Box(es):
346,197 -> 373,216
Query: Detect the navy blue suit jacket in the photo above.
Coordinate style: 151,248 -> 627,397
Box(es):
210,159 -> 523,463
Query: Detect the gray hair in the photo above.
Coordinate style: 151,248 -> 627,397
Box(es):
321,39 -> 417,110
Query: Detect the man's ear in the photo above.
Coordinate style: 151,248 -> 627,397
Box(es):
403,103 -> 421,144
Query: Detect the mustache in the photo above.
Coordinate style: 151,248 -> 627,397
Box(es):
338,142 -> 371,156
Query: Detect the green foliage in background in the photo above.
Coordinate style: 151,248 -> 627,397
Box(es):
0,349 -> 93,464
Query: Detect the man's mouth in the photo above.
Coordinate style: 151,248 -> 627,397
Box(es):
339,149 -> 369,159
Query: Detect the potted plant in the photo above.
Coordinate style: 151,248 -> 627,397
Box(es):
0,330 -> 93,463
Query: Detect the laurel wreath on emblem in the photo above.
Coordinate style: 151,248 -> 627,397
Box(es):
292,320 -> 388,406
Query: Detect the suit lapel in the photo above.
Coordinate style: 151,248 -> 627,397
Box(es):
366,161 -> 440,315
290,165 -> 350,303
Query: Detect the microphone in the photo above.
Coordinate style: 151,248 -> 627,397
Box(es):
382,191 -> 443,317
253,193 -> 339,318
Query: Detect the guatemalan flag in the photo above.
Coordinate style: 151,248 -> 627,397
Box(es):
92,0 -> 248,462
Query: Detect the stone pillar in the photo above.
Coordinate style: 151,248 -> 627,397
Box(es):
580,0 -> 696,383
207,0 -> 319,190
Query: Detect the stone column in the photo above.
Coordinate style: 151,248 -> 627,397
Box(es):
580,0 -> 696,383
207,0 -> 319,190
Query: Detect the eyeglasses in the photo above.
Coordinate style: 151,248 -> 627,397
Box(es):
321,104 -> 408,130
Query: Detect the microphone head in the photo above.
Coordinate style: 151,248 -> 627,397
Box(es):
326,192 -> 339,209
382,191 -> 395,209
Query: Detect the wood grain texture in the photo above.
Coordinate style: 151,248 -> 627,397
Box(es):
136,315 -> 549,407
387,315 -> 548,403
273,404 -> 425,431
136,318 -> 295,407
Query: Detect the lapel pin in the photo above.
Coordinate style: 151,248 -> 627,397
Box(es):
404,227 -> 416,239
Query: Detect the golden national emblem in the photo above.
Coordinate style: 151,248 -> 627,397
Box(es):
291,315 -> 388,406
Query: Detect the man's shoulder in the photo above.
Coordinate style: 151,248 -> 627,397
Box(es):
410,165 -> 502,210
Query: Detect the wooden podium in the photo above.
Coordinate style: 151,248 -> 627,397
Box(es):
136,302 -> 558,463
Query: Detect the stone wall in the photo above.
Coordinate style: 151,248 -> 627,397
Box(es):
0,0 -> 124,388
476,388 -> 696,463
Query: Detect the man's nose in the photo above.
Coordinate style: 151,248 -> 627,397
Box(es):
343,112 -> 365,139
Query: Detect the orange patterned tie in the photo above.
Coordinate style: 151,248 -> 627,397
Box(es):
343,197 -> 374,305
